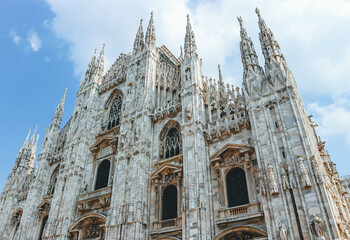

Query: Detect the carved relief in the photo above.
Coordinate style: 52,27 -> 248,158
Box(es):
310,214 -> 325,239
198,183 -> 206,209
278,222 -> 288,240
281,170 -> 290,191
267,163 -> 279,196
185,105 -> 192,120
311,156 -> 324,184
189,182 -> 196,210
298,156 -> 312,189
85,223 -> 101,238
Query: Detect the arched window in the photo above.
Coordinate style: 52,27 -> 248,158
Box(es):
108,95 -> 122,129
95,160 -> 111,190
226,168 -> 249,208
38,215 -> 48,240
164,128 -> 182,159
162,185 -> 177,220
47,167 -> 59,195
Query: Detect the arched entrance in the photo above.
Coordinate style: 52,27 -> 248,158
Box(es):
213,226 -> 267,240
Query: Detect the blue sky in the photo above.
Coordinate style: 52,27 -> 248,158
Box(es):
1,0 -> 350,192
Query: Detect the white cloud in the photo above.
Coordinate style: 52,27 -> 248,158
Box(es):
27,31 -> 42,51
9,30 -> 21,44
44,0 -> 350,146
44,0 -> 350,94
308,99 -> 350,145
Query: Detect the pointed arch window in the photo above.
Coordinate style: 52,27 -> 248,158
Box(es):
95,160 -> 110,190
164,128 -> 182,159
108,95 -> 122,130
226,168 -> 249,208
162,185 -> 178,220
47,167 -> 59,195
38,215 -> 48,240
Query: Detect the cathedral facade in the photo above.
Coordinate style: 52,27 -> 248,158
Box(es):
1,9 -> 350,240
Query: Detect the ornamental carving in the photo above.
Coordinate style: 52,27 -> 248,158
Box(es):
267,163 -> 279,196
310,214 -> 325,239
311,156 -> 324,184
278,222 -> 288,240
297,156 -> 312,189
84,223 -> 101,238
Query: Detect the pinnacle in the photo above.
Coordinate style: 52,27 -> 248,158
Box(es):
184,14 -> 197,56
133,18 -> 145,54
145,11 -> 156,48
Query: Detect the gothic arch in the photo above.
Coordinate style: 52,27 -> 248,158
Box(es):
104,89 -> 124,130
47,165 -> 59,195
69,213 -> 107,240
159,120 -> 181,140
159,120 -> 182,159
104,89 -> 124,109
226,167 -> 249,208
94,159 -> 111,190
213,225 -> 267,240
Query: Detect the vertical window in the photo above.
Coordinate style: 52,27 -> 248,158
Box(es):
162,185 -> 178,220
95,160 -> 110,190
47,167 -> 59,195
226,168 -> 249,208
108,95 -> 122,130
165,128 -> 182,159
38,215 -> 48,240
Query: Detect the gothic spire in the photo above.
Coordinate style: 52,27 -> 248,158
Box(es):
218,64 -> 223,82
88,48 -> 97,69
184,14 -> 197,56
24,129 -> 31,146
133,19 -> 145,54
52,88 -> 67,128
145,12 -> 156,48
29,125 -> 37,145
255,8 -> 285,65
237,16 -> 260,73
97,43 -> 105,74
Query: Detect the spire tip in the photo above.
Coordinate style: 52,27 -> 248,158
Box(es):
255,7 -> 261,18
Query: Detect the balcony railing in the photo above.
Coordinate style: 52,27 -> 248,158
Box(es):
150,218 -> 182,235
216,202 -> 263,225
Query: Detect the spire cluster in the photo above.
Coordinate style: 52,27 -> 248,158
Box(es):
22,126 -> 39,149
85,44 -> 105,81
132,12 -> 156,55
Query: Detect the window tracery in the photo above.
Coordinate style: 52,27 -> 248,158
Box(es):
164,128 -> 182,159
107,95 -> 122,130
47,167 -> 59,195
